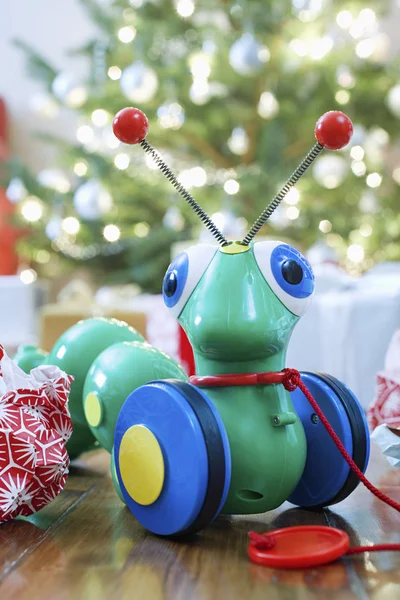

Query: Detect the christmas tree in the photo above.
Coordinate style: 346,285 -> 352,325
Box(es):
5,0 -> 400,291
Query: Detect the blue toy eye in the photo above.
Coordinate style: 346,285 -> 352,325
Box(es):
163,252 -> 189,308
253,241 -> 315,317
163,245 -> 218,318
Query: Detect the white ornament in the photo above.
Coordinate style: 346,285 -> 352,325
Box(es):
6,178 -> 27,204
120,61 -> 158,103
73,179 -> 113,220
386,84 -> 400,118
46,215 -> 63,240
37,169 -> 71,194
163,206 -> 184,231
227,128 -> 249,155
157,102 -> 185,130
229,33 -> 269,76
312,155 -> 348,189
51,72 -> 87,108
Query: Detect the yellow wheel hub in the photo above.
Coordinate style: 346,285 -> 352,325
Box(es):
84,392 -> 103,427
119,425 -> 164,506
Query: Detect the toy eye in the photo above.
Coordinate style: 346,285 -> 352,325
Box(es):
163,245 -> 218,318
253,241 -> 314,317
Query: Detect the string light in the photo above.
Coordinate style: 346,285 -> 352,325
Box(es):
258,91 -> 279,119
103,224 -> 121,242
176,0 -> 195,18
20,269 -> 37,285
335,90 -> 350,105
287,206 -> 300,220
35,250 -> 50,264
393,167 -> 400,184
350,146 -> 365,161
356,39 -> 374,59
366,172 -> 382,188
336,10 -> 353,29
74,161 -> 88,177
65,88 -> 87,108
319,220 -> 332,233
224,179 -> 239,195
21,197 -> 43,222
284,189 -> 300,205
114,153 -> 130,170
337,68 -> 355,89
189,53 -> 211,79
360,224 -> 372,237
347,244 -> 364,262
309,36 -> 333,61
178,167 -> 207,188
118,26 -> 136,43
108,66 -> 122,81
62,217 -> 80,235
91,109 -> 109,127
359,8 -> 376,27
289,39 -> 307,57
134,222 -> 150,237
351,161 -> 367,177
77,125 -> 94,145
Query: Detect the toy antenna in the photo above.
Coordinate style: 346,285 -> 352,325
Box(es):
112,107 -> 228,246
241,111 -> 354,246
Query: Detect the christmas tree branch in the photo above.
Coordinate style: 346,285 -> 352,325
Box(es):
13,40 -> 57,86
181,130 -> 233,168
242,79 -> 265,165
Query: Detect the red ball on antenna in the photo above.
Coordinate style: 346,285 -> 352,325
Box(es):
112,107 -> 149,144
315,111 -> 353,150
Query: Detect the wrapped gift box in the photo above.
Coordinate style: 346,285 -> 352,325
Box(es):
288,262 -> 400,410
0,276 -> 48,352
39,305 -> 147,351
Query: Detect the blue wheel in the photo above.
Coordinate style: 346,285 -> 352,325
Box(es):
288,372 -> 370,508
114,380 -> 231,536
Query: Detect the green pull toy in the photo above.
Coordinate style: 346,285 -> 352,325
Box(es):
16,107 -> 371,538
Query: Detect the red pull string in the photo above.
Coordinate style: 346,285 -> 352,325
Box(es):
249,369 -> 400,562
281,368 -> 400,514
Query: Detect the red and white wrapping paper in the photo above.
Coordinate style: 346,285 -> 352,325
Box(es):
368,330 -> 400,468
368,330 -> 400,431
0,345 -> 73,522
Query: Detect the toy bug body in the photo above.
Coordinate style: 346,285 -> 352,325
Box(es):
169,241 -> 309,515
16,108 -> 370,536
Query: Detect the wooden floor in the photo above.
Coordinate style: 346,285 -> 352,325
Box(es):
0,445 -> 399,600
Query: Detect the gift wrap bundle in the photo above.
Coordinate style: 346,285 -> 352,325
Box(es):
0,346 -> 73,522
368,330 -> 400,468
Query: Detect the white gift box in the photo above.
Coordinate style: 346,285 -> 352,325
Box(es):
288,263 -> 400,410
0,276 -> 48,351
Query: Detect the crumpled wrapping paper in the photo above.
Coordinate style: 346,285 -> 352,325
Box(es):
370,425 -> 400,468
0,345 -> 73,522
368,330 -> 400,467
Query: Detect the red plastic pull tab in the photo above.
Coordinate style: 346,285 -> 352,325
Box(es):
248,526 -> 350,569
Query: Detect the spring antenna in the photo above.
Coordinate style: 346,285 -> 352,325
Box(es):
241,142 -> 323,246
139,139 -> 228,245
112,106 -> 228,246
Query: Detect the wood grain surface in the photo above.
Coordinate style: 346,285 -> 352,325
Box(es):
0,445 -> 398,600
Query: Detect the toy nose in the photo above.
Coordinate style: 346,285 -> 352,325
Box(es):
220,242 -> 251,255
